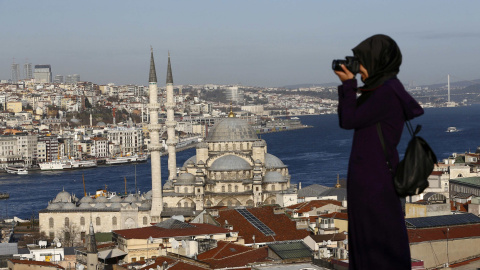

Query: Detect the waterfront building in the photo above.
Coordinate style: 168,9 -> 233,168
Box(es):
90,137 -> 109,158
106,127 -> 144,155
37,136 -> 59,162
34,65 -> 52,83
0,136 -> 21,169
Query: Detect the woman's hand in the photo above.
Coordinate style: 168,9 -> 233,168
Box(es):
334,64 -> 355,82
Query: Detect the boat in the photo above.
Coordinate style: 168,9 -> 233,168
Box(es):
106,154 -> 148,165
446,127 -> 458,133
5,166 -> 28,175
70,159 -> 97,169
39,159 -> 72,170
0,193 -> 9,200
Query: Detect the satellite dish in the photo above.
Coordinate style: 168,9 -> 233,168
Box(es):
172,215 -> 185,222
327,240 -> 332,245
56,242 -> 62,248
343,239 -> 348,245
322,240 -> 327,245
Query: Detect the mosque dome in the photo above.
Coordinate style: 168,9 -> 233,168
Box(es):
78,203 -> 92,209
124,194 -> 139,203
145,190 -> 153,200
206,118 -> 258,142
264,171 -> 287,183
139,202 -> 151,210
97,121 -> 106,127
265,153 -> 287,169
210,155 -> 251,171
79,196 -> 93,203
95,196 -> 108,203
109,203 -> 122,210
47,203 -> 62,210
94,203 -> 107,209
53,190 -> 72,203
110,196 -> 123,203
176,173 -> 195,185
62,203 -> 77,210
183,156 -> 196,167
163,181 -> 174,190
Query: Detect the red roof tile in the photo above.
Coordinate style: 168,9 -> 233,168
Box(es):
8,259 -> 64,269
286,200 -> 342,213
199,246 -> 270,268
430,171 -> 444,176
114,223 -> 232,239
198,241 -> 253,260
408,224 -> 480,243
215,206 -> 310,244
139,256 -> 208,270
319,212 -> 348,220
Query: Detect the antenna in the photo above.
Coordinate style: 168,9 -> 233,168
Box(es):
124,177 -> 127,195
447,74 -> 451,103
82,174 -> 86,197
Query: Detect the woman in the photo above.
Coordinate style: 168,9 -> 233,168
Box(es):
334,34 -> 424,269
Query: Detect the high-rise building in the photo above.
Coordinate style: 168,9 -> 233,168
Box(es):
24,62 -> 33,79
65,74 -> 80,84
11,63 -> 20,82
225,86 -> 244,104
54,75 -> 64,83
34,65 -> 52,83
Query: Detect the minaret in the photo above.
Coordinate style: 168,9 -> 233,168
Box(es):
85,222 -> 98,270
166,52 -> 177,180
89,113 -> 93,127
148,47 -> 163,222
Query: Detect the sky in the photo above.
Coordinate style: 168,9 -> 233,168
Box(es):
1,0 -> 480,87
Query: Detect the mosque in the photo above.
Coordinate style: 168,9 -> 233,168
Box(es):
38,50 -> 296,242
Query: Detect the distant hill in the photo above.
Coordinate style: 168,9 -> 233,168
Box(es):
281,82 -> 338,89
420,79 -> 480,89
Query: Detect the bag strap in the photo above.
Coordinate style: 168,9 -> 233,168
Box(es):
376,123 -> 393,174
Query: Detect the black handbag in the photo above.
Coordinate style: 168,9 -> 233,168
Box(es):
377,121 -> 437,197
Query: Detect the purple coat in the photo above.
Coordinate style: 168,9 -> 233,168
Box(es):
338,78 -> 423,269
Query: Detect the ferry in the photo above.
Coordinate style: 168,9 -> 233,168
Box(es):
106,153 -> 148,165
70,159 -> 97,169
5,166 -> 28,175
39,159 -> 72,170
446,127 -> 458,133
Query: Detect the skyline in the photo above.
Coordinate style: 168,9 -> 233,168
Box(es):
1,1 -> 480,87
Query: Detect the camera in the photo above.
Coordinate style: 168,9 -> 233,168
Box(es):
332,56 -> 360,74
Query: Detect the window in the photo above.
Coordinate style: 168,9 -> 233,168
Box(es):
272,185 -> 275,191
228,184 -> 232,192
184,201 -> 188,207
96,217 -> 101,226
143,216 -> 148,225
222,186 -> 225,192
235,185 -> 238,192
49,232 -> 54,239
256,187 -> 259,191
140,257 -> 145,261
80,217 -> 85,226
49,218 -> 54,229
65,217 -> 69,227
112,217 -> 117,226
131,258 -> 137,262
184,187 -> 188,193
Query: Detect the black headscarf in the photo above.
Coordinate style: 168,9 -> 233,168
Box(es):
352,34 -> 402,91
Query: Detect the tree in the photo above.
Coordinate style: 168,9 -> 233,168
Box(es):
59,222 -> 81,247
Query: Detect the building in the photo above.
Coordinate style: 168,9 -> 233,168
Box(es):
450,176 -> 480,197
7,260 -> 64,270
24,62 -> 33,80
225,86 -> 244,104
37,136 -> 59,163
106,127 -> 144,155
54,75 -> 64,84
34,65 -> 52,83
7,101 -> 23,113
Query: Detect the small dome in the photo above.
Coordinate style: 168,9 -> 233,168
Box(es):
97,121 -> 106,127
265,153 -> 287,169
95,196 -> 108,203
54,190 -> 72,203
79,196 -> 93,203
163,181 -> 174,190
47,203 -> 62,210
78,203 -> 92,209
94,202 -> 107,209
124,194 -> 139,203
140,202 -> 151,209
210,155 -> 251,171
62,203 -> 77,210
206,118 -> 258,142
176,173 -> 195,185
264,171 -> 287,183
253,140 -> 267,147
255,159 -> 262,164
183,156 -> 196,167
145,190 -> 153,199
110,203 -> 122,209
110,196 -> 122,203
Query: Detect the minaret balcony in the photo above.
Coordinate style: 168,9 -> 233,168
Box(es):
148,144 -> 163,152
148,124 -> 163,131
166,141 -> 177,146
148,103 -> 161,110
165,121 -> 176,128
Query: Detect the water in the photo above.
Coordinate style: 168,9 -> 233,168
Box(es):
1,105 -> 479,219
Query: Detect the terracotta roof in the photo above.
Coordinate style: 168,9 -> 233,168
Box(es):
197,241 -> 253,260
309,232 -> 347,243
430,171 -> 444,176
113,223 -> 232,239
450,201 -> 469,212
286,200 -> 342,213
199,246 -> 270,268
408,224 -> 480,243
214,206 -> 310,244
319,212 -> 348,220
8,259 -> 64,269
139,256 -> 208,270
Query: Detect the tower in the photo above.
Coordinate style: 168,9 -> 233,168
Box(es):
166,52 -> 177,180
148,48 -> 163,222
85,222 -> 98,270
11,59 -> 20,82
